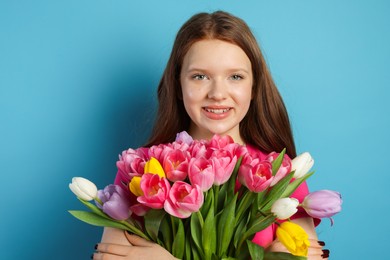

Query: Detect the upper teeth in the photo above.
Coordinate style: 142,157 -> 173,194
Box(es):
205,108 -> 230,114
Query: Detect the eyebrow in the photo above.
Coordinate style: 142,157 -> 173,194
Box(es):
184,67 -> 251,74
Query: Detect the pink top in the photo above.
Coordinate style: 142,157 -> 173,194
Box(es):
246,145 -> 316,248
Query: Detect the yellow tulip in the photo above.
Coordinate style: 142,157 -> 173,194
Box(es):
276,221 -> 310,257
144,157 -> 166,178
129,158 -> 166,196
129,176 -> 143,196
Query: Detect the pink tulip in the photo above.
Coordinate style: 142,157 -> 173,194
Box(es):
116,148 -> 148,179
208,134 -> 234,150
241,150 -> 263,167
232,145 -> 249,159
238,161 -> 273,192
164,181 -> 204,218
163,149 -> 189,182
130,203 -> 151,217
188,157 -> 215,191
171,141 -> 190,153
265,152 -> 292,186
148,144 -> 173,163
188,140 -> 207,158
301,190 -> 342,221
137,174 -> 171,209
210,150 -> 237,185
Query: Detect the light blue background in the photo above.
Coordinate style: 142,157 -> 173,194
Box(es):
1,0 -> 388,259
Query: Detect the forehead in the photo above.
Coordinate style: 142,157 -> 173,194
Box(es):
182,39 -> 251,70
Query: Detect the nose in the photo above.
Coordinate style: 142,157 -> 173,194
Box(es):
207,79 -> 227,100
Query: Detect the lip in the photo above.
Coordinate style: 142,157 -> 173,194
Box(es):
202,106 -> 232,120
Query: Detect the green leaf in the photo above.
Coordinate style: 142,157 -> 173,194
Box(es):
144,209 -> 166,241
185,228 -> 192,260
238,214 -> 275,250
246,214 -> 275,237
264,252 -> 307,260
227,157 -> 242,198
191,242 -> 202,260
281,171 -> 315,198
190,211 -> 204,254
201,189 -> 213,217
271,148 -> 286,176
217,193 -> 237,257
233,213 -> 249,248
260,172 -> 294,211
78,198 -> 110,219
234,239 -> 250,259
159,216 -> 173,252
172,218 -> 185,259
235,191 -> 256,226
247,240 -> 265,260
202,193 -> 216,260
69,210 -> 128,230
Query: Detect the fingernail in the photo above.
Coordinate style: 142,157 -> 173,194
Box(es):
318,240 -> 325,246
90,254 -> 94,259
94,244 -> 98,250
126,230 -> 134,235
321,249 -> 330,258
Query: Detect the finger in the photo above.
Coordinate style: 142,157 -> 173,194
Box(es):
307,246 -> 324,255
95,243 -> 130,256
308,247 -> 330,259
124,232 -> 155,247
321,249 -> 330,259
308,239 -> 326,248
92,252 -> 125,260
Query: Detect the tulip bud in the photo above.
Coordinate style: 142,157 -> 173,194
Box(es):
175,131 -> 193,145
69,177 -> 98,201
291,152 -> 314,178
271,198 -> 299,220
276,221 -> 310,256
97,184 -> 132,220
144,157 -> 166,178
301,190 -> 342,219
129,176 -> 143,197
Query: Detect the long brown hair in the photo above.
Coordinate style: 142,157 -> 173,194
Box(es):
145,11 -> 296,157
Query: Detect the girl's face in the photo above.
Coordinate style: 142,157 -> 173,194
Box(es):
180,39 -> 253,144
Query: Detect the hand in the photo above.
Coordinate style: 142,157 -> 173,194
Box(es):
266,238 -> 329,260
92,231 -> 178,260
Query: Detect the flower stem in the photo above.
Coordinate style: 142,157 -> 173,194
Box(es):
94,197 -> 103,206
119,220 -> 150,240
214,185 -> 220,213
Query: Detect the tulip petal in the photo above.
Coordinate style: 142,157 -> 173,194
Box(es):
144,157 -> 166,178
276,227 -> 296,252
129,176 -> 143,196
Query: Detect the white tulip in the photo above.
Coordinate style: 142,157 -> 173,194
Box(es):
69,177 -> 98,201
271,198 -> 299,220
291,152 -> 314,178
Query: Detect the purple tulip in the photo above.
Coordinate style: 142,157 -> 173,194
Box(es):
175,131 -> 193,145
301,190 -> 342,223
97,184 -> 132,220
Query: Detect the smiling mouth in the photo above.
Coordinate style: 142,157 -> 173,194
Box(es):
203,107 -> 231,114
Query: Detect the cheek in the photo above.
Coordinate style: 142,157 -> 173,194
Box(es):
182,85 -> 204,104
233,88 -> 252,107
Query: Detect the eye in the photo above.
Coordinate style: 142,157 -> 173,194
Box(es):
230,74 -> 244,81
192,74 -> 208,80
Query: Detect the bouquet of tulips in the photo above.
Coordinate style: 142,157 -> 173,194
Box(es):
69,131 -> 342,259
